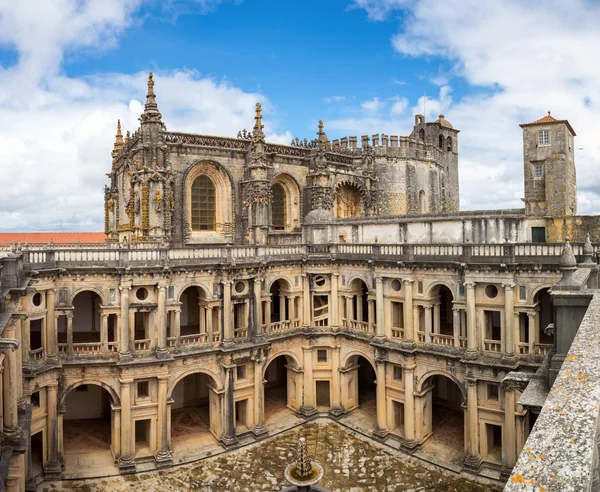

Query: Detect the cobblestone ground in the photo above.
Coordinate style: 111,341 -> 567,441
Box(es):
40,420 -> 503,492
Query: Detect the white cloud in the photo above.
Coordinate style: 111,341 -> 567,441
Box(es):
390,96 -> 408,116
0,1 -> 277,231
352,0 -> 600,214
349,0 -> 410,21
323,95 -> 346,103
361,97 -> 384,113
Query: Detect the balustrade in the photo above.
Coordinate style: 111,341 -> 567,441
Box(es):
180,333 -> 208,345
458,336 -> 468,348
134,339 -> 151,351
391,327 -> 404,339
484,339 -> 502,352
431,333 -> 455,346
29,347 -> 45,361
234,328 -> 247,339
417,331 -> 425,343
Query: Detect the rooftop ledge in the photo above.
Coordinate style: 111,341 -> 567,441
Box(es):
505,291 -> 600,491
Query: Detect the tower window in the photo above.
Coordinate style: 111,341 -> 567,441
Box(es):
538,130 -> 550,145
535,165 -> 543,177
271,183 -> 287,230
446,136 -> 453,152
191,175 -> 216,231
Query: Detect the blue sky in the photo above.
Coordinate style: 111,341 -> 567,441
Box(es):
1,0 -> 599,231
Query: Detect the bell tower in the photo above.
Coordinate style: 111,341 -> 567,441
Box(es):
520,112 -> 577,217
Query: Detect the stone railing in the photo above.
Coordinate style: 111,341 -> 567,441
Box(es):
16,242 -> 587,270
505,292 -> 600,491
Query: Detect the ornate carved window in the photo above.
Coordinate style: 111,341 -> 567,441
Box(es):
335,184 -> 363,218
191,175 -> 216,231
271,183 -> 286,230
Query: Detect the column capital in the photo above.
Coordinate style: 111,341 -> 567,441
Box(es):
403,363 -> 416,371
375,277 -> 384,284
119,379 -> 134,386
464,281 -> 476,288
502,283 -> 516,290
222,280 -> 232,286
331,273 -> 339,278
527,311 -> 537,318
465,377 -> 478,386
402,278 -> 414,284
452,307 -> 461,313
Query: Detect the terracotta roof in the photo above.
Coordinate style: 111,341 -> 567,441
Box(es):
520,111 -> 576,135
0,232 -> 105,244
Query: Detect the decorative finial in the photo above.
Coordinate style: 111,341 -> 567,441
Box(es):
148,72 -> 155,96
548,110 -> 551,116
125,130 -> 130,143
253,102 -> 264,137
117,119 -> 122,137
318,120 -> 324,132
560,237 -> 577,268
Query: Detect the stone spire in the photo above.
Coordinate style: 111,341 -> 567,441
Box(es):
317,120 -> 329,148
140,72 -> 163,125
559,237 -> 577,285
252,103 -> 265,142
112,119 -> 124,159
582,233 -> 594,264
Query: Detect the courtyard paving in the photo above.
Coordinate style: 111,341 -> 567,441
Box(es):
39,420 -> 503,492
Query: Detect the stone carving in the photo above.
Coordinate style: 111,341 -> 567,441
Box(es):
244,181 -> 271,207
310,187 -> 333,211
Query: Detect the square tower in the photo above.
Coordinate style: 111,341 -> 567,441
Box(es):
520,112 -> 577,217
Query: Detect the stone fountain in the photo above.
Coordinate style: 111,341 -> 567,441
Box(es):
283,437 -> 328,492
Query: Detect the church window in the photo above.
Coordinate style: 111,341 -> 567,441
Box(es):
439,134 -> 444,149
446,136 -> 453,152
538,130 -> 550,145
271,183 -> 286,230
535,164 -> 543,177
191,175 -> 216,231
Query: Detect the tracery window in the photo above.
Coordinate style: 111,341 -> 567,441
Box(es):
191,175 -> 216,231
272,183 -> 286,230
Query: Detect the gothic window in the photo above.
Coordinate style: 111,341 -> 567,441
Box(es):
191,175 -> 216,231
271,183 -> 286,230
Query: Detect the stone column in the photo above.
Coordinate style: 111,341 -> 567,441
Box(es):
300,346 -> 316,416
119,284 -> 132,360
174,308 -> 181,350
21,318 -> 31,369
373,359 -> 388,439
403,280 -> 414,343
252,354 -> 267,437
302,275 -> 310,326
254,278 -> 263,335
280,295 -> 286,322
403,360 -> 416,443
527,312 -> 536,354
503,384 -> 517,470
368,300 -> 375,334
101,313 -> 108,352
64,313 -> 73,357
345,296 -> 353,327
156,285 -> 168,357
2,332 -> 19,442
452,307 -> 460,348
119,380 -> 135,474
222,281 -> 233,343
154,376 -> 172,468
465,282 -> 478,356
375,277 -> 385,337
265,299 -> 272,330
46,289 -> 57,360
199,303 -> 206,334
433,303 -> 441,335
222,364 -> 238,446
424,305 -> 432,343
329,344 -> 343,416
43,383 -> 61,478
287,296 -> 294,323
356,294 -> 363,321
413,305 -> 419,340
503,284 -> 516,361
464,377 -> 482,470
206,306 -> 214,344
331,274 -> 339,327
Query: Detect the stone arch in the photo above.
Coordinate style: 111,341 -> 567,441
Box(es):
263,350 -> 301,377
184,160 -> 234,240
439,134 -> 444,149
168,367 -> 223,399
334,180 -> 366,218
59,380 -> 120,409
446,136 -> 453,152
346,273 -> 372,291
427,281 -> 457,299
69,287 -> 107,306
341,350 -> 376,372
266,276 -> 293,293
176,282 -> 212,302
271,172 -> 301,232
416,370 -> 466,405
531,285 -> 553,305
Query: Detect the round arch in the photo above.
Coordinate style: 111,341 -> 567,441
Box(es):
416,370 -> 466,405
271,173 -> 301,232
60,380 -> 120,409
263,351 -> 301,377
341,350 -> 376,372
426,281 -> 457,299
531,285 -> 553,304
334,181 -> 366,218
69,287 -> 107,306
176,282 -> 212,302
267,276 -> 293,293
184,160 -> 234,239
347,275 -> 371,291
168,367 -> 223,399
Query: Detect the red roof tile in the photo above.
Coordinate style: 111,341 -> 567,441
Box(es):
0,232 -> 105,244
520,111 -> 576,135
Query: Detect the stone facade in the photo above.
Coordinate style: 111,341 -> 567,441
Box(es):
0,74 -> 597,491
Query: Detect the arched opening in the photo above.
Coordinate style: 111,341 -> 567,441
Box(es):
191,175 -> 216,231
62,384 -> 117,474
344,279 -> 372,333
271,183 -> 287,231
342,355 -> 377,432
419,374 -> 465,461
263,355 -> 300,428
179,286 -> 210,341
419,190 -> 426,214
446,136 -> 453,152
269,279 -> 289,323
334,183 -> 363,218
170,372 -> 219,460
535,288 -> 554,352
439,134 -> 444,149
419,128 -> 425,141
430,285 -> 455,345
71,291 -> 101,345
